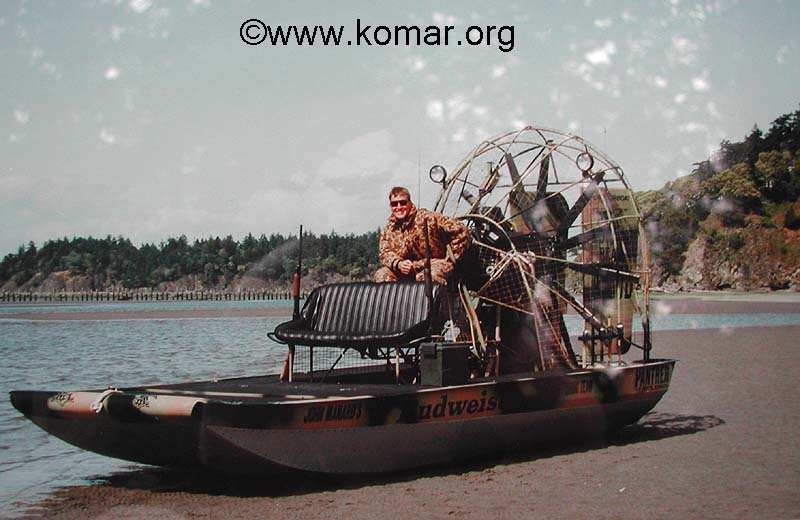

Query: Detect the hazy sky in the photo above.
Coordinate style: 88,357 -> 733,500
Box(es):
3,0 -> 798,257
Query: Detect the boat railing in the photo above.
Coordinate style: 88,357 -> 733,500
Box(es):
291,344 -> 423,384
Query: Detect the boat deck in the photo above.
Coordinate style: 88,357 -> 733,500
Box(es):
133,366 -> 441,402
53,359 -> 674,405
123,363 -> 603,403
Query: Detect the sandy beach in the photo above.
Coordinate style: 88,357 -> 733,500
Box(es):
651,293 -> 800,315
10,300 -> 800,519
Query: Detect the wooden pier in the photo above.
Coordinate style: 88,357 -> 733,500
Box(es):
0,290 -> 307,303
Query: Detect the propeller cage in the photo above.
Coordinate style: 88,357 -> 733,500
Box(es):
435,126 -> 651,369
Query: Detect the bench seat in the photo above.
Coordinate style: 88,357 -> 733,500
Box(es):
272,282 -> 438,349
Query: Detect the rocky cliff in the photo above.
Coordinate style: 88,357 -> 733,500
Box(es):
655,205 -> 800,291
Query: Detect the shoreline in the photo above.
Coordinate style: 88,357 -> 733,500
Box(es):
0,295 -> 796,321
650,296 -> 800,315
11,325 -> 800,519
0,307 -> 293,321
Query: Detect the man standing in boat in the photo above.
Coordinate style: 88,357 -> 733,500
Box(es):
373,186 -> 469,285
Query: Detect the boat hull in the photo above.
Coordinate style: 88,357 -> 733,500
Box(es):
207,398 -> 662,474
10,359 -> 675,475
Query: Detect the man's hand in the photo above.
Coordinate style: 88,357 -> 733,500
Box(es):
397,259 -> 413,275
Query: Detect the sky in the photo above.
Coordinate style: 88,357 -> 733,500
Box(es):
2,0 -> 799,257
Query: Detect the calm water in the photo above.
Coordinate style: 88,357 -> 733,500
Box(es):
0,298 -> 295,316
1,300 -> 799,517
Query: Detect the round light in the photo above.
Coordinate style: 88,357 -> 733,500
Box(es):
429,164 -> 447,184
576,152 -> 594,173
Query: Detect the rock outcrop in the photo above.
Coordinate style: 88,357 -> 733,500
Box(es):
659,209 -> 800,291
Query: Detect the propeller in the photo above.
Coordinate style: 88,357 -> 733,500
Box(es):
565,262 -> 640,283
533,141 -> 552,204
506,148 -> 575,241
555,170 -> 606,237
506,152 -> 543,234
555,222 -> 613,252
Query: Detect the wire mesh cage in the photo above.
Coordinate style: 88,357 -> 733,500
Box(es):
292,345 -> 420,382
434,126 -> 651,368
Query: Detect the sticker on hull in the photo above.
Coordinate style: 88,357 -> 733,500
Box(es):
416,388 -> 499,422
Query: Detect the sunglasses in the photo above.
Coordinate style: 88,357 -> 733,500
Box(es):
390,200 -> 409,207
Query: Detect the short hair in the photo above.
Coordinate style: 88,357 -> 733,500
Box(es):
389,186 -> 411,200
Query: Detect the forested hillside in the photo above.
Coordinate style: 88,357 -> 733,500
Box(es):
638,105 -> 800,290
0,232 -> 379,293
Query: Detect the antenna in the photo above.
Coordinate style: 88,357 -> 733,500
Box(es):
293,225 -> 303,320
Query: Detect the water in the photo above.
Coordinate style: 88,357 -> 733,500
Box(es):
0,301 -> 290,518
0,299 -> 293,316
1,300 -> 799,517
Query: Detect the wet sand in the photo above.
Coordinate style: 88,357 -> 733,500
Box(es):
13,323 -> 800,519
651,293 -> 800,315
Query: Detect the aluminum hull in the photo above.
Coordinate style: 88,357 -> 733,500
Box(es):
10,359 -> 675,475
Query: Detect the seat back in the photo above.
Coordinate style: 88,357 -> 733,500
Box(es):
274,281 -> 438,348
308,282 -> 432,335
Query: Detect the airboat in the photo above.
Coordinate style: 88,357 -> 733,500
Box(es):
10,127 -> 675,475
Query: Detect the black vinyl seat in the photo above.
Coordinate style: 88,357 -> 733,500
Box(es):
272,282 -> 439,349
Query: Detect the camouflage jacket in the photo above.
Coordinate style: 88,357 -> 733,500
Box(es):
379,206 -> 470,274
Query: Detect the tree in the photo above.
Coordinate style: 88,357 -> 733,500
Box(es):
743,125 -> 764,168
764,106 -> 800,152
755,150 -> 797,200
161,235 -> 190,278
701,163 -> 761,211
240,233 -> 260,264
648,202 -> 697,276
